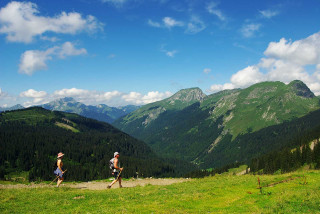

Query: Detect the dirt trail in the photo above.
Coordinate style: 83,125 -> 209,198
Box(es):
0,178 -> 190,190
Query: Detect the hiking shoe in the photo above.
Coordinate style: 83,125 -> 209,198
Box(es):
107,185 -> 111,189
119,185 -> 123,188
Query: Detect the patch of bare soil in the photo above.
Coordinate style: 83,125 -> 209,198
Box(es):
0,178 -> 190,190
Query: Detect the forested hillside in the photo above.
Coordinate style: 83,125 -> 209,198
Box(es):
250,138 -> 320,174
0,107 -> 193,181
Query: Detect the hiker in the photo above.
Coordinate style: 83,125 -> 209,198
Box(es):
107,152 -> 123,189
54,152 -> 65,187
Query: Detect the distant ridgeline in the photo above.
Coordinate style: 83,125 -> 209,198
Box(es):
0,98 -> 140,124
113,80 -> 320,169
42,97 -> 140,124
0,104 -> 24,112
0,107 -> 193,181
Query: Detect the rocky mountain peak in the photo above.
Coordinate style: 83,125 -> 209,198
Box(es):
59,97 -> 77,103
168,87 -> 206,103
288,80 -> 315,98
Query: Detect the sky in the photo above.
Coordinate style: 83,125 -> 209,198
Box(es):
1,0 -> 320,107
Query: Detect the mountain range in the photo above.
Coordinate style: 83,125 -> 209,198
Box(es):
0,104 -> 24,112
0,98 -> 140,124
41,97 -> 140,123
2,80 -> 320,172
113,80 -> 320,168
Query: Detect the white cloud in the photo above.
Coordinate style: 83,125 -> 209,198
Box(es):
122,92 -> 142,103
142,91 -> 173,104
264,33 -> 320,65
148,16 -> 205,34
19,42 -> 87,75
163,17 -> 184,28
3,87 -> 173,108
166,50 -> 177,57
208,83 -> 234,93
18,88 -> 172,107
122,91 -> 172,105
19,49 -> 54,75
208,66 -> 264,93
160,45 -> 177,57
0,1 -> 103,43
230,66 -> 265,88
185,16 -> 206,34
0,88 -> 6,98
264,59 -> 309,84
240,23 -> 261,38
20,89 -> 47,98
20,89 -> 47,105
0,88 -> 18,107
148,17 -> 184,29
209,31 -> 320,95
148,19 -> 161,28
53,88 -> 90,97
207,2 -> 226,21
203,68 -> 211,74
58,42 -> 87,59
40,36 -> 59,42
51,89 -> 172,106
259,9 -> 279,19
102,91 -> 122,100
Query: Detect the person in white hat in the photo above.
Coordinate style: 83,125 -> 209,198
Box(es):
107,152 -> 123,189
53,152 -> 65,187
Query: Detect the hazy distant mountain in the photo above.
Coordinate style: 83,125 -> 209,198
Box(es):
0,104 -> 24,112
113,80 -> 320,168
41,97 -> 140,123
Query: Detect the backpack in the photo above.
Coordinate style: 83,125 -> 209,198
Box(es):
53,159 -> 58,172
109,158 -> 115,170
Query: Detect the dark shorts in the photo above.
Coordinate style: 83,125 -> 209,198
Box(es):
114,171 -> 121,179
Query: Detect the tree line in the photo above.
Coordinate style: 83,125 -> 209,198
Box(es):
250,140 -> 320,174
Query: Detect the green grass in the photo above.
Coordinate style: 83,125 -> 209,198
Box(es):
55,122 -> 80,133
1,171 -> 320,213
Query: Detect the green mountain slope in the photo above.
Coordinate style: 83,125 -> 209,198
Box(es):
113,80 -> 320,168
114,87 -> 206,136
0,107 -> 189,181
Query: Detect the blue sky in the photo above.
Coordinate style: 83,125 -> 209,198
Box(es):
1,0 -> 320,107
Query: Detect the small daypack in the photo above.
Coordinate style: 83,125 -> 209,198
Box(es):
53,159 -> 58,172
109,158 -> 115,170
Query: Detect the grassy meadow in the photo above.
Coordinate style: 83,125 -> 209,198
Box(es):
1,170 -> 320,213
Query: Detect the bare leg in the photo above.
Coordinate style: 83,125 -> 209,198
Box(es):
108,179 -> 117,188
119,177 -> 122,188
57,177 -> 64,187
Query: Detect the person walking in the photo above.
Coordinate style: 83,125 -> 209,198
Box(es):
107,152 -> 123,189
54,152 -> 65,187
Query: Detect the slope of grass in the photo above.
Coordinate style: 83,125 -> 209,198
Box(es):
55,122 -> 80,133
1,170 -> 319,213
